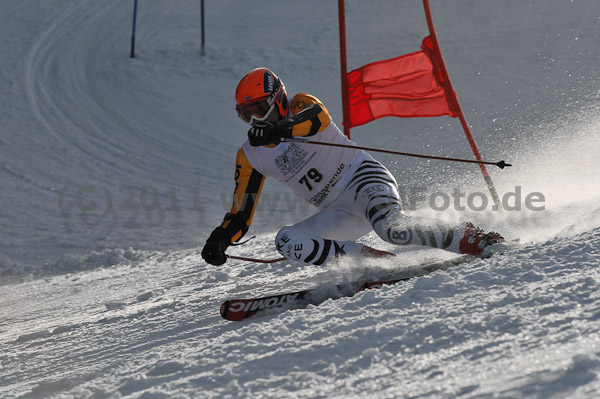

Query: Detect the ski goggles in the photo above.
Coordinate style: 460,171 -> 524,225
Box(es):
236,96 -> 276,124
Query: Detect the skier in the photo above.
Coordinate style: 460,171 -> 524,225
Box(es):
202,67 -> 504,266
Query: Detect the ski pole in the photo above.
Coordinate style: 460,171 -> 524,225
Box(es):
281,137 -> 511,169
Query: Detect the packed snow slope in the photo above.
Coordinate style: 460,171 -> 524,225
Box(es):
1,0 -> 600,398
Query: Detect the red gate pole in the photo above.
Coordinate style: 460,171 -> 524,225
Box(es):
422,0 -> 502,210
338,0 -> 351,138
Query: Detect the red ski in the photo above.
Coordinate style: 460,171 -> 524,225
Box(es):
220,255 -> 472,321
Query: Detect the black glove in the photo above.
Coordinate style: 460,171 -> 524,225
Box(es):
248,120 -> 293,147
201,228 -> 229,266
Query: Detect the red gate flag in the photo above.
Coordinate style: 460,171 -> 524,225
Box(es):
346,36 -> 459,128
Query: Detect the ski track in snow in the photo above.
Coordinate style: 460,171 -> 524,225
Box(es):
2,231 -> 600,398
1,0 -> 600,398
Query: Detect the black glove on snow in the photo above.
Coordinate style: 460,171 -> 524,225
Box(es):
201,228 -> 229,266
248,120 -> 293,147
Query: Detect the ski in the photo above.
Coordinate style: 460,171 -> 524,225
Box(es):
220,255 -> 473,321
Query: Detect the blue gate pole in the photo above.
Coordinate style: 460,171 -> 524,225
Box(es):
130,0 -> 139,58
201,0 -> 206,55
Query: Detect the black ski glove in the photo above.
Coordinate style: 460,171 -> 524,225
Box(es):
201,228 -> 230,266
248,120 -> 293,147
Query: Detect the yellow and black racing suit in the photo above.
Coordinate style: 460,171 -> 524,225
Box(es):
217,93 -> 331,245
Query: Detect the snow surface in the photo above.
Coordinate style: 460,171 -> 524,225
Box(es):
1,0 -> 600,397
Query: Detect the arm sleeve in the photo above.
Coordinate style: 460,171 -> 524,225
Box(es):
218,147 -> 265,244
288,93 -> 332,137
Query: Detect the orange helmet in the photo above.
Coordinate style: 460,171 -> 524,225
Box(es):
235,68 -> 288,124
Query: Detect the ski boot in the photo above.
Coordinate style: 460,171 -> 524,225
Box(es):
459,222 -> 506,257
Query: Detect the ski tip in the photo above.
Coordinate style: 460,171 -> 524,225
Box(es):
219,301 -> 229,320
220,299 -> 254,322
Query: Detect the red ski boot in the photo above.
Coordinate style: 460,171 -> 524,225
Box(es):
459,223 -> 505,257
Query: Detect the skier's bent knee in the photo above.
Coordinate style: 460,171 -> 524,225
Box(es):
275,226 -> 294,258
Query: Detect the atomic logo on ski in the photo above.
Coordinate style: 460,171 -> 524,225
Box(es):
220,292 -> 308,321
